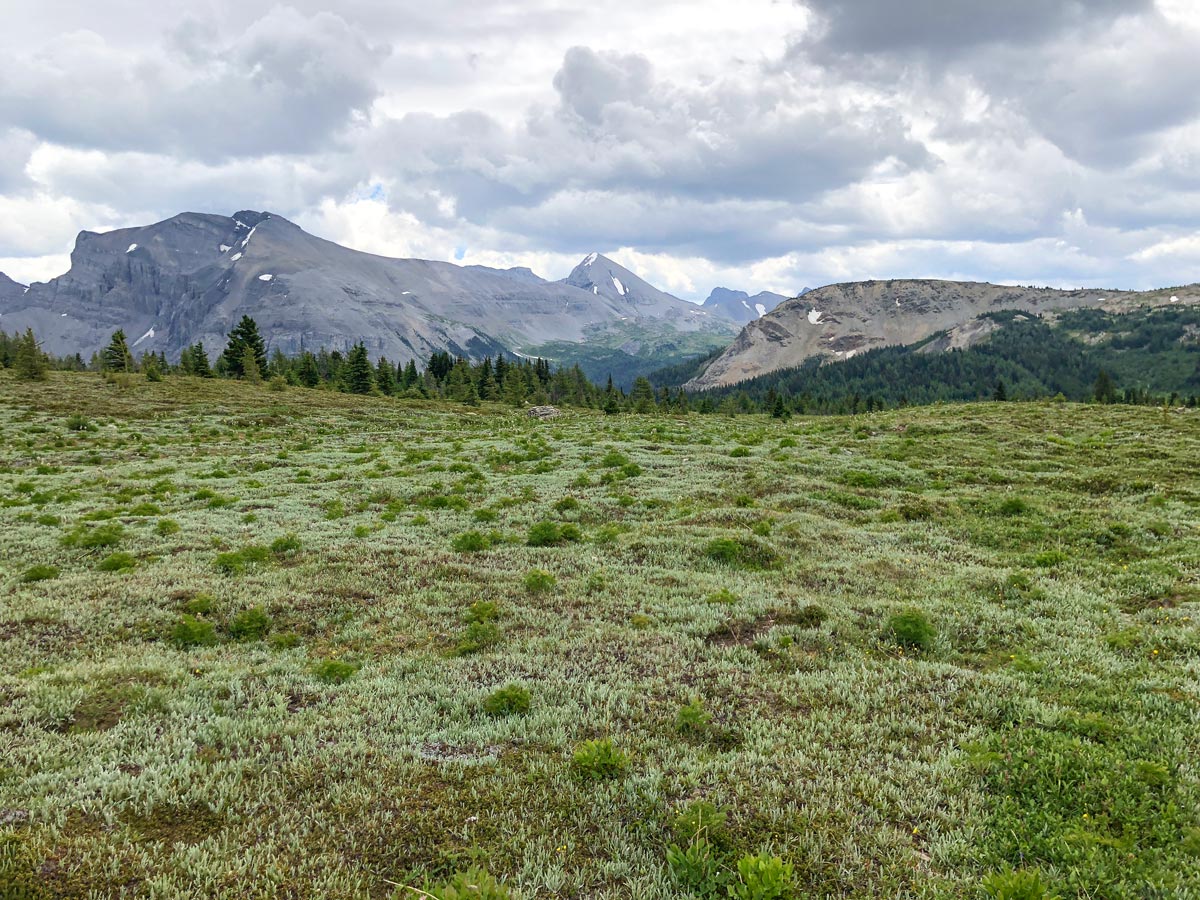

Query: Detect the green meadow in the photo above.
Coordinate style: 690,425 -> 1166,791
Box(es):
1,372 -> 1197,899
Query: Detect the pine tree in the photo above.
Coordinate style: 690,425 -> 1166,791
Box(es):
401,359 -> 419,390
1093,369 -> 1117,404
220,316 -> 267,378
143,353 -> 163,382
770,393 -> 787,418
13,328 -> 48,381
629,377 -> 656,413
102,330 -> 133,373
501,367 -> 526,406
241,345 -> 262,383
375,357 -> 395,395
344,342 -> 374,394
478,357 -> 500,401
191,343 -> 213,378
297,352 -> 320,387
993,380 -> 1008,401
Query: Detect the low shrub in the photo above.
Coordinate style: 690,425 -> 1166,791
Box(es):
228,606 -> 271,641
155,519 -> 181,536
171,615 -> 216,648
270,533 -> 302,556
703,537 -> 780,570
313,659 -> 358,684
214,545 -> 271,574
21,564 -> 59,583
783,604 -> 828,629
182,593 -> 215,615
483,684 -> 531,717
676,699 -> 712,738
268,631 -> 300,650
454,621 -> 501,656
422,867 -> 514,900
527,521 -> 582,547
981,868 -> 1062,900
97,552 -> 137,572
730,851 -> 794,900
466,601 -> 501,623
523,569 -> 556,593
61,522 -> 124,550
888,609 -> 936,651
571,738 -> 628,780
452,530 -> 490,552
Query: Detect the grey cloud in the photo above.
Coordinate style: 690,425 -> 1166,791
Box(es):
799,0 -> 1152,54
0,6 -> 386,161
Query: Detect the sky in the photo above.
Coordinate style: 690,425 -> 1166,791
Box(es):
1,0 -> 1199,301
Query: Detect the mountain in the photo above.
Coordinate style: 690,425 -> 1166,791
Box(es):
0,272 -> 27,306
701,287 -> 798,324
0,212 -> 735,380
685,278 -> 1199,390
678,305 -> 1200,410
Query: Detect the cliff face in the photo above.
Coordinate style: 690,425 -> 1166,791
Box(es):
685,278 -> 1200,389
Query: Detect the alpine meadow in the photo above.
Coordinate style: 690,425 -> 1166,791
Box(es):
4,0 -> 1200,897
1,370 -> 1197,898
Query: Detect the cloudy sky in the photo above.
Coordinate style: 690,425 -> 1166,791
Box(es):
1,0 -> 1199,300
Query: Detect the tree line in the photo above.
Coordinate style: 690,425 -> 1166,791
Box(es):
0,318 -> 681,413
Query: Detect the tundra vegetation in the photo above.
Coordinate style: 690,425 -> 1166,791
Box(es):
0,371 -> 1197,899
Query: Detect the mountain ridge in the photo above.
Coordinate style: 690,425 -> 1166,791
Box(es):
685,278 -> 1200,390
0,211 -> 737,375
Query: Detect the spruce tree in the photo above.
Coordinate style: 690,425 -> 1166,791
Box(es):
13,328 -> 48,381
143,353 -> 163,382
401,359 -> 419,390
478,358 -> 500,401
191,343 -> 213,378
241,345 -> 262,383
1093,369 -> 1117,404
501,367 -> 526,406
298,352 -> 320,388
630,377 -> 656,413
220,316 -> 267,378
993,380 -> 1008,401
344,342 -> 374,394
375,356 -> 395,395
102,330 -> 133,373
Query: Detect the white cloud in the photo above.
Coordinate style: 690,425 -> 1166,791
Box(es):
0,0 -> 1197,302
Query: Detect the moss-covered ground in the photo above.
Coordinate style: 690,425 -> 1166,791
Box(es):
1,372 -> 1197,898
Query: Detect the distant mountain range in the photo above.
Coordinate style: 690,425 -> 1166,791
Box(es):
700,287 -> 800,324
0,210 -> 785,384
685,278 -> 1199,390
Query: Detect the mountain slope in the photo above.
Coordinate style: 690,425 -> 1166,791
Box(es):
0,272 -> 27,307
685,278 -> 1199,389
687,305 -> 1200,410
701,287 -> 797,324
0,212 -> 734,371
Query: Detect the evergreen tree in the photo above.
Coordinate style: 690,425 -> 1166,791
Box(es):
241,345 -> 262,383
770,393 -> 787,418
993,380 -> 1008,401
401,359 -> 419,390
375,356 -> 395,395
629,376 -> 656,413
13,328 -> 48,381
1093,369 -> 1117,404
501,366 -> 526,406
143,353 -> 163,382
298,352 -> 320,388
478,358 -> 500,401
190,343 -> 213,378
102,329 -> 133,373
220,316 -> 267,378
344,342 -> 374,394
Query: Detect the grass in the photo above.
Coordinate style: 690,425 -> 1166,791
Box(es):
0,371 -> 1198,898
